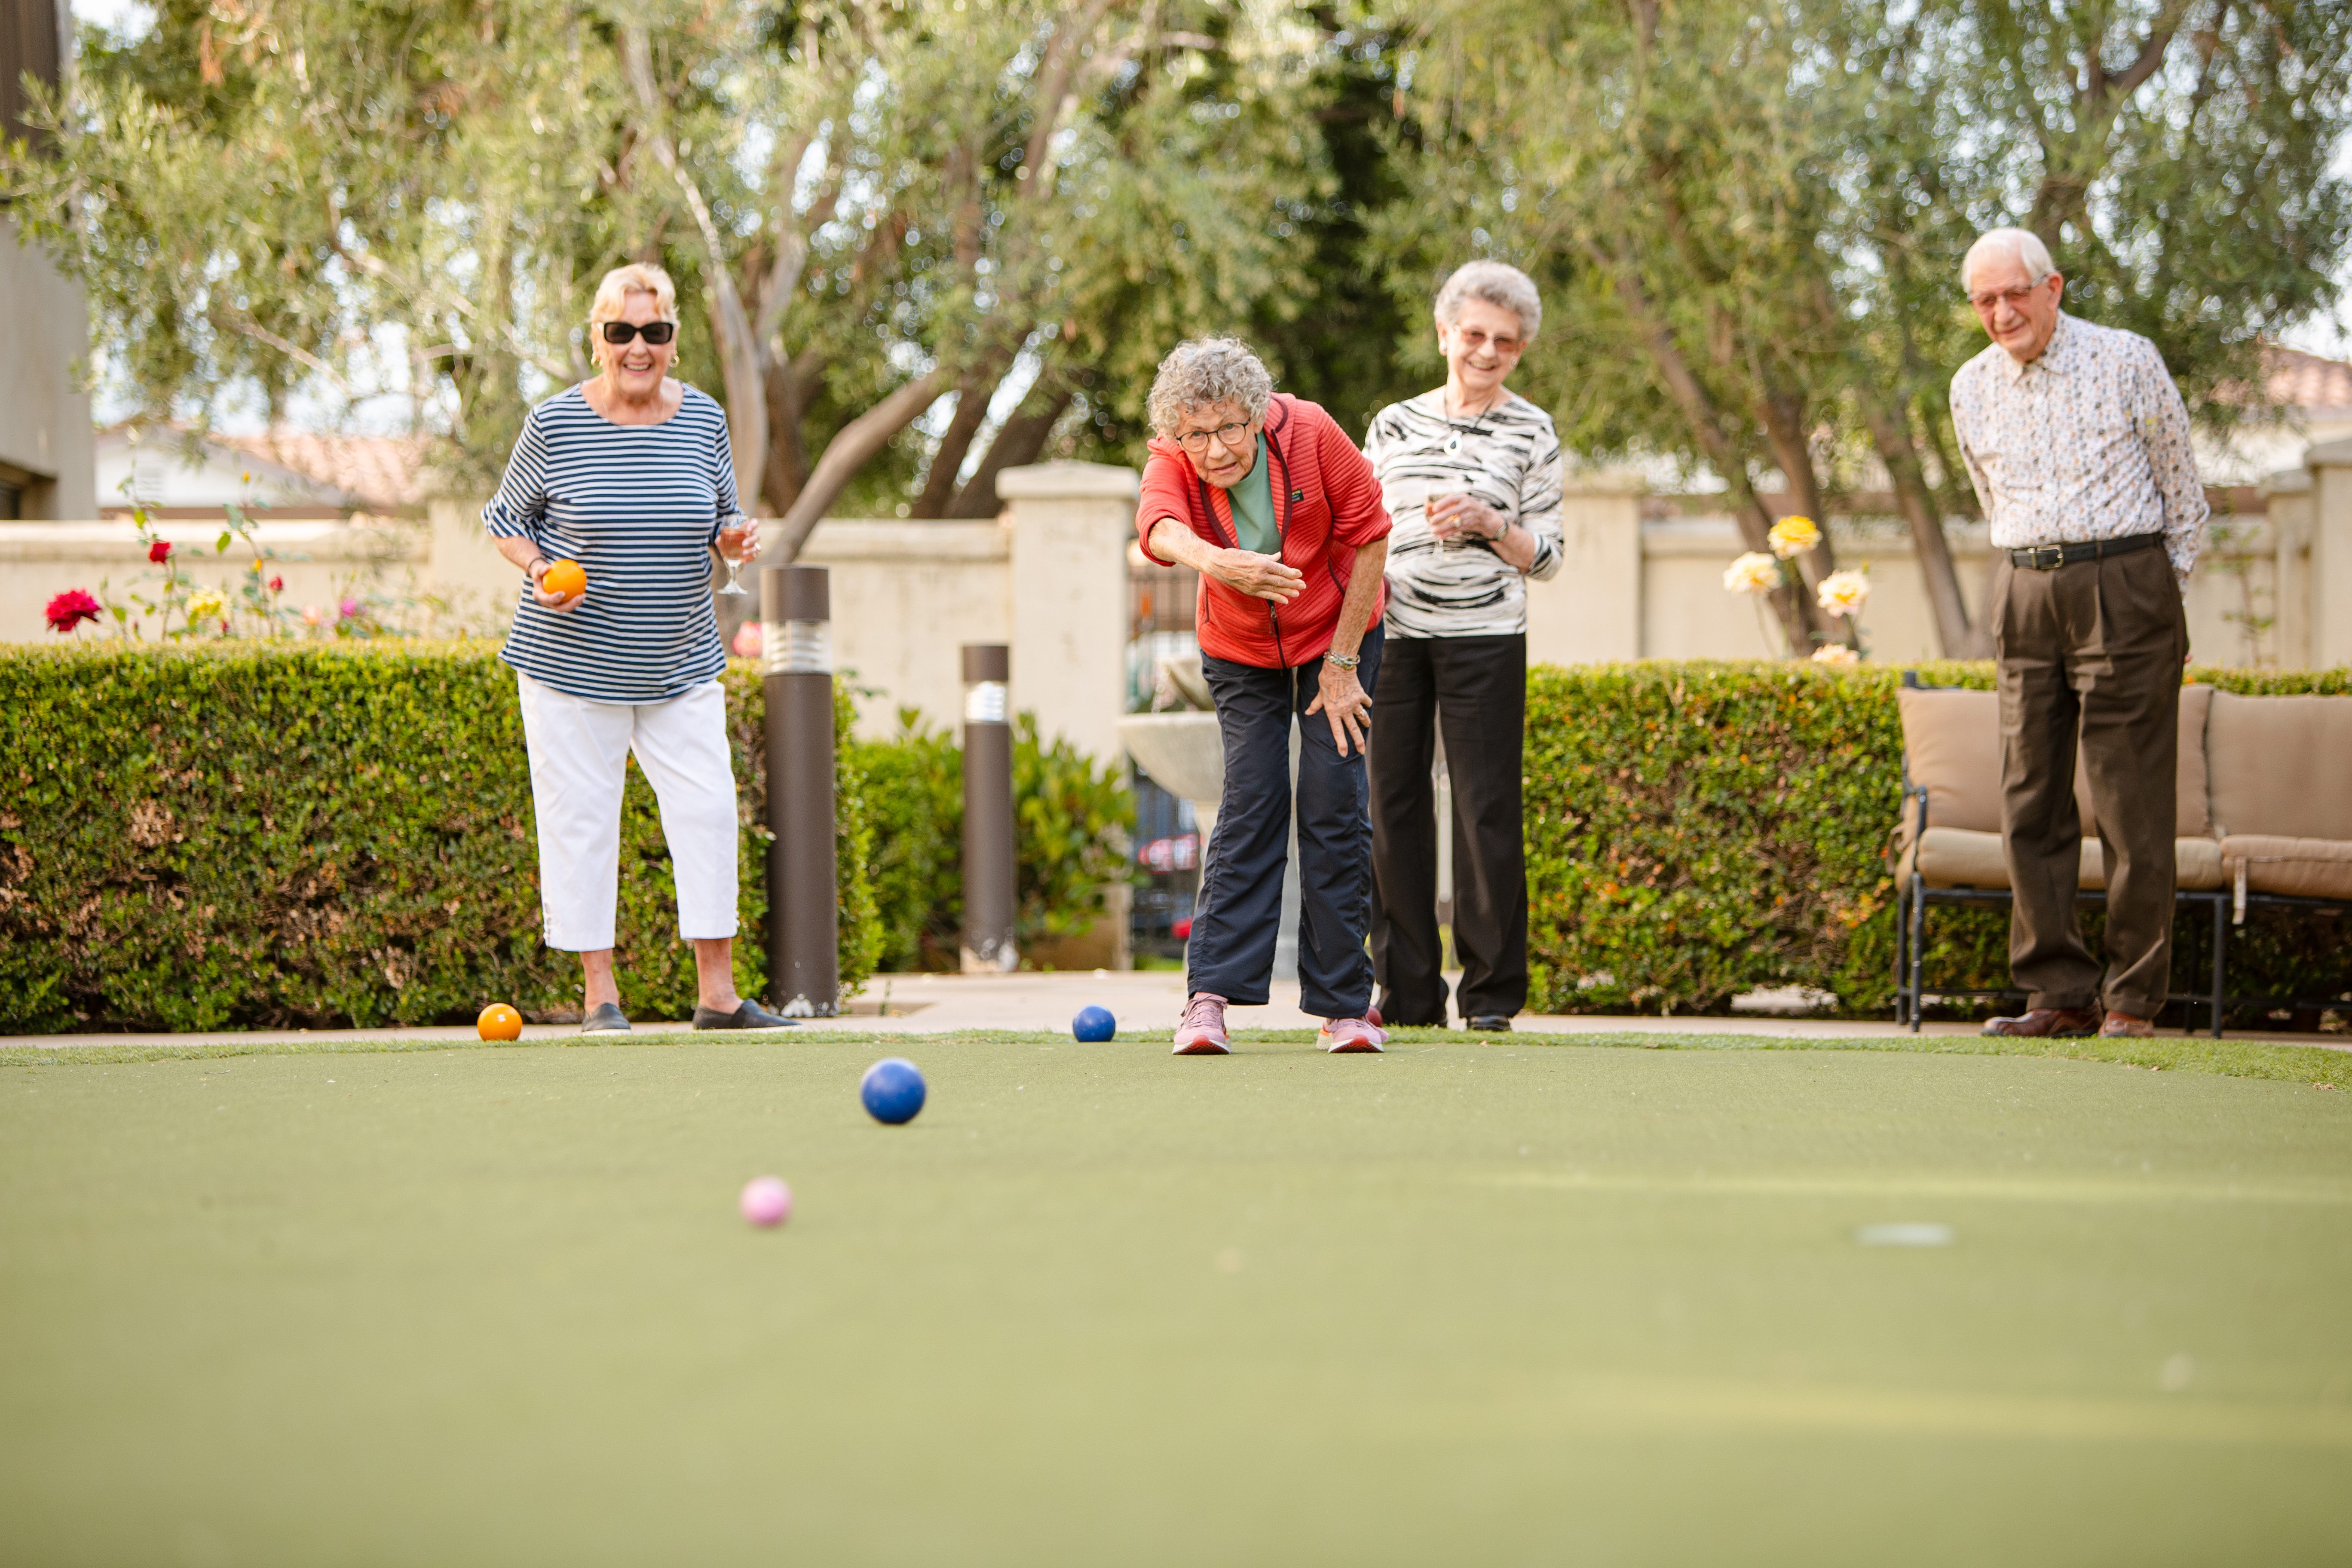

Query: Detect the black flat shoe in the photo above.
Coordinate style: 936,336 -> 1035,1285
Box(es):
692,998 -> 800,1031
580,1003 -> 632,1034
1465,1015 -> 1514,1032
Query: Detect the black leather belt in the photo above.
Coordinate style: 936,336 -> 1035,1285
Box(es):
2006,531 -> 2164,570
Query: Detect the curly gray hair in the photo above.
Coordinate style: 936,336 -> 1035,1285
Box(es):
1147,337 -> 1275,437
1434,260 -> 1541,340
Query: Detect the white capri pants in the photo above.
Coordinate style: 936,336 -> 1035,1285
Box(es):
516,672 -> 741,952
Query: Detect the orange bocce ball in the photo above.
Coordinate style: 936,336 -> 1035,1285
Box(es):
477,1003 -> 524,1041
541,559 -> 587,600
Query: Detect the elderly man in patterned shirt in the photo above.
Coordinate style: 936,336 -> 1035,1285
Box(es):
1950,227 -> 2206,1041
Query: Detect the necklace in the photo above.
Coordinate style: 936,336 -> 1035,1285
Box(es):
1440,389 -> 1497,454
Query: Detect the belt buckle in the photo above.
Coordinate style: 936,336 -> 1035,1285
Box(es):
2026,544 -> 2065,570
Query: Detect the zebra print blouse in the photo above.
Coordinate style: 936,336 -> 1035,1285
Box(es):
1362,390 -> 1563,640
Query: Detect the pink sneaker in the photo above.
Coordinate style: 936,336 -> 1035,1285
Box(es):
1173,993 -> 1231,1055
1319,1016 -> 1387,1053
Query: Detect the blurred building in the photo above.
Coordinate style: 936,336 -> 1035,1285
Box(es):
95,424 -> 428,521
0,0 -> 95,519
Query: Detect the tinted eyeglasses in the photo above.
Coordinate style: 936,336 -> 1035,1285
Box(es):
599,320 -> 677,345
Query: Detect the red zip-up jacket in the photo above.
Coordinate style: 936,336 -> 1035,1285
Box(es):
1136,393 -> 1391,669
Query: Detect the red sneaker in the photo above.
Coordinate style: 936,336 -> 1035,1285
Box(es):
1319,1016 -> 1387,1054
1173,993 -> 1231,1055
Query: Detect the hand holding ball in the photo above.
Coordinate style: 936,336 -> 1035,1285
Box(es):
539,559 -> 587,601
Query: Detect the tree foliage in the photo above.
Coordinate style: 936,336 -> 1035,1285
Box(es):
1377,0 -> 2352,657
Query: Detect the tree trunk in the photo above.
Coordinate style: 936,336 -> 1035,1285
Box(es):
1595,247 -> 1818,655
909,352 -> 1013,518
770,369 -> 952,560
760,353 -> 814,517
1857,392 -> 1988,657
1752,385 -> 1847,646
949,384 -> 1074,518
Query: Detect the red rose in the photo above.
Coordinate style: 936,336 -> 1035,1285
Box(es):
46,589 -> 102,634
148,540 -> 173,564
268,576 -> 284,592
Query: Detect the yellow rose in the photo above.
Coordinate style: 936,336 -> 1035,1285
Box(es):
1722,551 -> 1780,596
185,590 -> 227,620
1767,515 -> 1820,559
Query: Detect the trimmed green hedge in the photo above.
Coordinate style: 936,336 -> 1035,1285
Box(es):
1523,662 -> 2352,1021
0,644 -> 879,1032
851,710 -> 1135,973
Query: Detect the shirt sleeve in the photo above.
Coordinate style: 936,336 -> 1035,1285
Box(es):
482,407 -> 551,543
710,406 -> 741,545
1519,418 -> 1565,582
1948,371 -> 1997,523
2135,338 -> 2207,582
1321,415 -> 1393,548
1136,450 -> 1198,567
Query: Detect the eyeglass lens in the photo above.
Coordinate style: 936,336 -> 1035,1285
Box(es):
600,321 -> 677,345
1179,422 -> 1248,451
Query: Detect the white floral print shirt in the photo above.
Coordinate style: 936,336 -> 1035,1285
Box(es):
1950,312 -> 2206,582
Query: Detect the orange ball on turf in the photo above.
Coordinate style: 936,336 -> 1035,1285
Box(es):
541,559 -> 587,600
478,1003 -> 523,1041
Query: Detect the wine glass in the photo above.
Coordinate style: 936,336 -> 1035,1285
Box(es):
718,510 -> 753,596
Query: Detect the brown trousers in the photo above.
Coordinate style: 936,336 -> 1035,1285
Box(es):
1994,543 -> 2187,1019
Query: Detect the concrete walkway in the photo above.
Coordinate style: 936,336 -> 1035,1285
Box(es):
8,970 -> 2340,1049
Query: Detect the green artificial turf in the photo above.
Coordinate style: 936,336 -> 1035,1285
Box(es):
3,1037 -> 2349,1566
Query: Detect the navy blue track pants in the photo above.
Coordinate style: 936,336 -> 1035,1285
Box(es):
1187,625 -> 1385,1018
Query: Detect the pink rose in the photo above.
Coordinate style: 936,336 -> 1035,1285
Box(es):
338,597 -> 362,619
300,604 -> 322,626
731,622 -> 763,658
45,589 -> 101,634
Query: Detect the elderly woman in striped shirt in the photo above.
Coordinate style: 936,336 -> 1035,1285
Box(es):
1362,260 -> 1563,1033
484,262 -> 793,1034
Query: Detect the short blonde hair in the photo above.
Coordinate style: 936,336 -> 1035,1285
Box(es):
1147,338 -> 1275,436
1435,260 -> 1541,340
588,263 -> 680,327
1962,228 -> 2057,292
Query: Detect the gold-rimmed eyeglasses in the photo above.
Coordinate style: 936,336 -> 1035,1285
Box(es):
1968,283 -> 2046,312
1176,421 -> 1253,454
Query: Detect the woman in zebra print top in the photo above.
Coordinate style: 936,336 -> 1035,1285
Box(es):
1363,260 -> 1561,1033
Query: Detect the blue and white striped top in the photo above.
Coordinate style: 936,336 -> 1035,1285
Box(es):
484,383 -> 737,704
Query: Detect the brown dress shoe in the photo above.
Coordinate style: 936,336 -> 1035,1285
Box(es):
2099,1011 -> 2156,1038
1981,1007 -> 2102,1038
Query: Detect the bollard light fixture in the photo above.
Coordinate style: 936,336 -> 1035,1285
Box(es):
960,643 -> 1017,974
761,566 -> 840,1015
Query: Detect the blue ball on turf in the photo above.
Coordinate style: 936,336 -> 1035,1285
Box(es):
1072,1004 -> 1116,1042
861,1057 -> 927,1125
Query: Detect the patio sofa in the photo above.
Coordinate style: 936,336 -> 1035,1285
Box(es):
1891,677 -> 2352,1036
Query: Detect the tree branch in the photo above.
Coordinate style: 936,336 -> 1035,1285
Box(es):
771,368 -> 952,560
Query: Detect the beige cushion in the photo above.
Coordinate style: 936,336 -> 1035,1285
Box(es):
2071,683 -> 2213,839
2217,836 -> 2352,902
1896,687 -> 2002,835
1900,684 -> 2215,843
1898,830 -> 2223,893
2206,692 -> 2352,841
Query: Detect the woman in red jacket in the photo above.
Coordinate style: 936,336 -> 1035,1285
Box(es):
1135,338 -> 1394,1054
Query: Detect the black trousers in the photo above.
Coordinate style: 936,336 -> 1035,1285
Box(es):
1368,632 -> 1528,1025
1187,625 -> 1385,1018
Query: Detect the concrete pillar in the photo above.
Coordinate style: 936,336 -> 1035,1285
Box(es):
996,461 -> 1139,762
2307,438 -> 2352,671
2263,468 -> 2315,671
0,222 -> 96,519
1525,468 -> 1645,665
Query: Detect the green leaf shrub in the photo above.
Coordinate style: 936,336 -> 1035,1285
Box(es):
0,645 -> 878,1032
1524,662 -> 2352,1020
850,711 -> 1136,972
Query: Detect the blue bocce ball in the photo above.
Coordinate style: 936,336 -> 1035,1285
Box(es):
860,1057 -> 927,1125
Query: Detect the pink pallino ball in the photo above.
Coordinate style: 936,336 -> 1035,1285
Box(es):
739,1176 -> 793,1228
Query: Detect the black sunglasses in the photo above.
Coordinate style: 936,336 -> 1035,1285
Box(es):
599,320 -> 676,345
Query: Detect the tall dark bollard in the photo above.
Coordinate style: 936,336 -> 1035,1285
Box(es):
960,643 -> 1017,973
761,566 -> 839,1015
